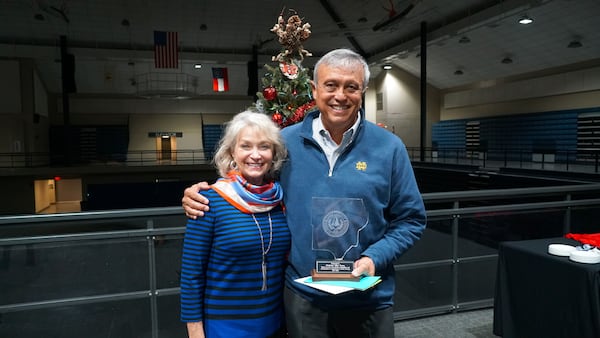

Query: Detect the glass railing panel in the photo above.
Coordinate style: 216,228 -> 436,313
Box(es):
393,265 -> 452,312
152,213 -> 187,229
570,205 -> 600,234
155,234 -> 184,289
0,218 -> 152,239
395,220 -> 454,264
157,294 -> 188,337
456,209 -> 566,253
0,238 -> 149,305
457,258 -> 497,304
0,298 -> 151,338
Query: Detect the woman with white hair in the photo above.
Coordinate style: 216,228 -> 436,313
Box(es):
180,110 -> 289,338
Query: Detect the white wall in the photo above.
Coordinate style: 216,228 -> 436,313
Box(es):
56,178 -> 82,201
440,90 -> 600,121
128,114 -> 205,152
59,94 -> 251,113
441,65 -> 600,119
364,88 -> 377,123
34,179 -> 55,213
371,67 -> 440,148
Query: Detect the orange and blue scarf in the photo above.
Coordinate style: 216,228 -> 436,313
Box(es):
211,171 -> 284,213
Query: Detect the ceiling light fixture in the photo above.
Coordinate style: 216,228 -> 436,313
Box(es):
194,63 -> 202,69
518,15 -> 533,25
382,64 -> 392,70
501,57 -> 513,64
567,40 -> 582,48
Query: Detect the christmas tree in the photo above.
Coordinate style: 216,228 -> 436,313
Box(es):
253,10 -> 316,127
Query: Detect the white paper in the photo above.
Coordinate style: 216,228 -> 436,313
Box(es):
294,276 -> 382,295
294,277 -> 355,295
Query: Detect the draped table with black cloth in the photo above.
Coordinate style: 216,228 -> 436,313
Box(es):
493,237 -> 600,338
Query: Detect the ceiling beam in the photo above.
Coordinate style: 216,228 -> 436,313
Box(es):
318,0 -> 366,56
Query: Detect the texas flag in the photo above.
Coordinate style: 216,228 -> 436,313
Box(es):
212,67 -> 229,92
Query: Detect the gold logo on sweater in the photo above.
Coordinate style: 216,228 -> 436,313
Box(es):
355,161 -> 367,171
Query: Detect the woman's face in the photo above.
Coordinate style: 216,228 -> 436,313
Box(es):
232,127 -> 274,185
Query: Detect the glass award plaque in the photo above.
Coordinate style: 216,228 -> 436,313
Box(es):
311,197 -> 368,281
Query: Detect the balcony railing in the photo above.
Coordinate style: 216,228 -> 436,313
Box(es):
2,183 -> 600,337
406,147 -> 600,173
2,148 -> 598,173
0,149 -> 209,168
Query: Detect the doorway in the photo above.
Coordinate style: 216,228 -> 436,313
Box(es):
161,136 -> 171,160
34,178 -> 82,213
156,135 -> 177,162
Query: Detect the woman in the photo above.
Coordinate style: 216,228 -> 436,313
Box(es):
180,111 -> 289,338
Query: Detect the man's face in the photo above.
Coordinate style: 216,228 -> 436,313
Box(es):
311,64 -> 364,132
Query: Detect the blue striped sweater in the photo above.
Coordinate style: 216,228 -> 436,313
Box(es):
180,188 -> 290,338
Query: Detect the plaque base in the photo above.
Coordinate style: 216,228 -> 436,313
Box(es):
311,269 -> 361,282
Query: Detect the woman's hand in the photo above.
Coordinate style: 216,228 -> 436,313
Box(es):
186,321 -> 205,338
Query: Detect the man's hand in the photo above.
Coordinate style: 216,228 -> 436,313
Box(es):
182,182 -> 211,219
351,256 -> 375,277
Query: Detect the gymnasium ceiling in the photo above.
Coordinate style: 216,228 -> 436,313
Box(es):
1,0 -> 599,96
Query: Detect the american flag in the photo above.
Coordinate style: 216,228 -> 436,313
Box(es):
212,67 -> 229,92
153,31 -> 178,68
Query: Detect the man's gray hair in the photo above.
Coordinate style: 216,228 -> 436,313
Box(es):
313,48 -> 370,89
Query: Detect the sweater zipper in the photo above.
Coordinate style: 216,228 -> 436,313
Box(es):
328,139 -> 354,177
305,135 -> 334,177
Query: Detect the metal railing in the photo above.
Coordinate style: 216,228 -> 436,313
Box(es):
2,183 -> 600,336
0,149 -> 209,168
2,148 -> 598,173
406,147 -> 600,173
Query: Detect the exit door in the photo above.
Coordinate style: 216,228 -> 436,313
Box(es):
161,137 -> 171,160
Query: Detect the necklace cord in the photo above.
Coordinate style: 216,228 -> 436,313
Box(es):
252,212 -> 273,291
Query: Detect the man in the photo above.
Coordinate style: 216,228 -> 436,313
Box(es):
182,48 -> 426,338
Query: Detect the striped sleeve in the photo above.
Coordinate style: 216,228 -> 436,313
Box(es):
180,192 -> 215,322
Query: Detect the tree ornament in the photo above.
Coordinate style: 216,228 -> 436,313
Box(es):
263,86 -> 277,101
270,9 -> 312,62
279,61 -> 299,79
272,112 -> 283,125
